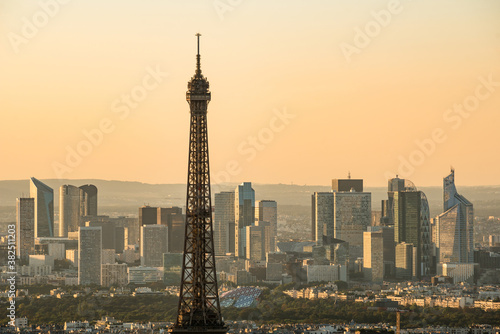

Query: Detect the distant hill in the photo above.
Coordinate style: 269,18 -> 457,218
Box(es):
1,179 -> 500,221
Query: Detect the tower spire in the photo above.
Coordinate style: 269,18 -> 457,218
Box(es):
196,33 -> 201,76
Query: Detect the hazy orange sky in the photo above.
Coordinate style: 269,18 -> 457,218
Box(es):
1,0 -> 499,187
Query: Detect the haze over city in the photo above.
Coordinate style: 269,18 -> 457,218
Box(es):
1,0 -> 500,186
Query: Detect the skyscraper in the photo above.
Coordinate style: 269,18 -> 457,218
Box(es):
141,224 -> 168,267
363,230 -> 384,282
311,192 -> 334,245
16,198 -> 35,262
245,224 -> 267,261
139,205 -> 158,253
139,205 -> 158,225
234,182 -> 255,258
157,207 -> 185,253
78,226 -> 102,285
256,200 -> 278,252
79,184 -> 98,217
30,177 -> 54,237
436,169 -> 474,264
333,186 -> 371,261
59,185 -> 81,237
173,34 -> 225,333
214,191 -> 235,255
384,177 -> 431,278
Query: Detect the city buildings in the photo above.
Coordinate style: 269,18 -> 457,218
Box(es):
140,225 -> 168,267
59,185 -> 81,237
333,185 -> 371,262
214,191 -> 235,255
382,177 -> 431,278
396,242 -> 416,280
311,192 -> 334,245
235,182 -> 255,258
16,197 -> 35,262
157,207 -> 184,253
78,227 -> 102,285
101,263 -> 128,287
256,200 -> 278,252
363,230 -> 384,282
30,177 -> 54,238
79,184 -> 98,217
435,169 -> 474,264
245,224 -> 267,261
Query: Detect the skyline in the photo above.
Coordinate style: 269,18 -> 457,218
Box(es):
1,1 -> 500,187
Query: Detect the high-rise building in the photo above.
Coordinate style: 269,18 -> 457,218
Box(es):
59,185 -> 81,237
245,222 -> 273,262
114,226 -> 125,253
363,230 -> 384,282
84,220 -> 116,250
138,205 -> 158,253
141,225 -> 168,267
235,182 -> 255,258
79,184 -> 98,217
30,177 -> 54,238
395,242 -> 416,280
383,177 -> 431,278
435,169 -> 474,264
369,226 -> 396,278
157,207 -> 184,253
139,205 -> 158,226
165,213 -> 185,253
333,188 -> 371,261
311,192 -> 334,245
78,226 -> 102,285
214,191 -> 235,255
16,198 -> 35,262
256,200 -> 278,251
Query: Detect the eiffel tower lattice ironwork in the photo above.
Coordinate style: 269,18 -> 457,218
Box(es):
170,34 -> 227,334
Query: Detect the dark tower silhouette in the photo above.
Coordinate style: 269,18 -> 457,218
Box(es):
170,34 -> 226,334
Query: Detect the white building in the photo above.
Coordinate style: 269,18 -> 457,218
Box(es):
140,225 -> 168,267
438,263 -> 477,283
306,264 -> 347,283
128,266 -> 162,284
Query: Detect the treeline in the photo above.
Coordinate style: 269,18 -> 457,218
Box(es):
223,289 -> 500,327
0,295 -> 178,325
2,289 -> 500,327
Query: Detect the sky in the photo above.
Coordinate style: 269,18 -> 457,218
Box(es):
1,0 -> 499,187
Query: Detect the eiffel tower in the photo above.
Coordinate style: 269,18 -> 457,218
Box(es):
170,34 -> 227,334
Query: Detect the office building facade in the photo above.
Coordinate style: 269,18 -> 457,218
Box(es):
30,177 -> 54,238
78,227 -> 102,285
235,182 -> 255,258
